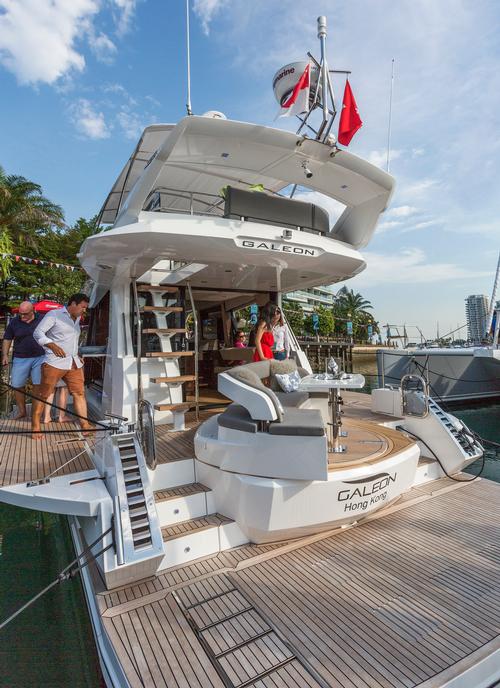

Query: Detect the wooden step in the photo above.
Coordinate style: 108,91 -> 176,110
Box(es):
154,402 -> 194,412
137,285 -> 179,292
140,306 -> 183,312
161,513 -> 233,542
151,375 -> 196,384
155,482 -> 213,527
155,482 -> 210,502
142,328 -> 187,335
145,351 -> 194,358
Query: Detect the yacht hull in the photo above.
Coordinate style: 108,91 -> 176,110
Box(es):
377,348 -> 500,403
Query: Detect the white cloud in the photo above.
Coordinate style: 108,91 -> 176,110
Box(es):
116,109 -> 144,139
447,220 -> 500,236
377,220 -> 403,233
193,0 -> 228,34
401,179 -> 439,198
70,98 -> 110,139
0,0 -> 98,85
410,219 -> 440,230
102,82 -> 137,106
387,205 -> 417,218
112,0 -> 138,36
91,32 -> 117,64
350,248 -> 490,288
0,0 -> 139,85
368,149 -> 401,168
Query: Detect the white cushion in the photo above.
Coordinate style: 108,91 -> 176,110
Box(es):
274,369 -> 301,393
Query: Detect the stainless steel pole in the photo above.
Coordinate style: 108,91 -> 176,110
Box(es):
317,16 -> 329,127
132,279 -> 143,406
186,283 -> 199,421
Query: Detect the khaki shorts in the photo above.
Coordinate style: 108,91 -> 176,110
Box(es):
39,362 -> 84,399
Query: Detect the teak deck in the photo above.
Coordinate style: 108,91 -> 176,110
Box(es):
3,394 -> 499,686
0,418 -> 97,486
95,476 -> 500,688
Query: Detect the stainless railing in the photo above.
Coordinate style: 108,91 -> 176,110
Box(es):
143,187 -> 225,218
131,279 -> 143,406
138,398 -> 157,470
186,282 -> 199,421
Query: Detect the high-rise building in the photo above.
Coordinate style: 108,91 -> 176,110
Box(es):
284,285 -> 336,313
465,294 -> 489,344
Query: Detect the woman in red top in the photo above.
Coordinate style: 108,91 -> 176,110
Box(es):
252,302 -> 281,362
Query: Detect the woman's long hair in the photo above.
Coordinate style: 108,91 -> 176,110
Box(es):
259,302 -> 280,330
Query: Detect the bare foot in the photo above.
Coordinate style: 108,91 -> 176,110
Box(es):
80,424 -> 94,437
41,418 -> 53,424
13,412 -> 26,420
58,415 -> 73,423
31,432 -> 43,441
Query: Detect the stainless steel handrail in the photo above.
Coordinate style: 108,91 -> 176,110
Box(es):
186,282 -> 199,422
131,279 -> 143,406
143,187 -> 224,216
401,374 -> 429,418
113,495 -> 125,566
138,398 -> 157,470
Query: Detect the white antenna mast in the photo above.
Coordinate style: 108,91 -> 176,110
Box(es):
386,58 -> 395,172
485,250 -> 500,338
186,0 -> 192,115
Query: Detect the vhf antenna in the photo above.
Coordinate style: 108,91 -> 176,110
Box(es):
186,0 -> 192,115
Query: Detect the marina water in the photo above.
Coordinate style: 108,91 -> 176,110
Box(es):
0,353 -> 498,686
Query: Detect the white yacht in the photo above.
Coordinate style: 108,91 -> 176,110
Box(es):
1,18 -> 499,688
377,259 -> 500,404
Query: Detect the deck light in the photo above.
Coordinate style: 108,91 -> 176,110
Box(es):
301,160 -> 313,179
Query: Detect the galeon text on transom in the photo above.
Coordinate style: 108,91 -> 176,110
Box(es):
241,240 -> 316,256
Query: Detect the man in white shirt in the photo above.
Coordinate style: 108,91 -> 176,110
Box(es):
31,293 -> 91,439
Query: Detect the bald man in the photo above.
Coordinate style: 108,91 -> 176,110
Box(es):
2,301 -> 45,419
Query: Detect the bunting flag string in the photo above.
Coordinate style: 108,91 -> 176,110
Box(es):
0,252 -> 83,272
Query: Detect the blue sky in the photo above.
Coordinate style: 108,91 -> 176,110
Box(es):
1,0 -> 499,338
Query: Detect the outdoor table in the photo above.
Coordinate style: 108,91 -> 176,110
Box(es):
298,373 -> 366,452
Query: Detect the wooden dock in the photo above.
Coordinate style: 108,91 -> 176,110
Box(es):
93,476 -> 500,688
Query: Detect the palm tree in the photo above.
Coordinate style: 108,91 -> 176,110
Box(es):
335,287 -> 372,317
334,287 -> 374,340
0,165 -> 65,278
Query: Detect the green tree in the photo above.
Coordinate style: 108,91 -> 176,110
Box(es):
0,216 -> 99,304
0,165 -> 65,279
334,287 -> 373,340
304,304 -> 335,337
282,300 -> 304,337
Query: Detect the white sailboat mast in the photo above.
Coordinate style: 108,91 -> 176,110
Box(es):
485,250 -> 500,338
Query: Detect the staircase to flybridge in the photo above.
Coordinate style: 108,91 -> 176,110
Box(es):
136,283 -> 198,430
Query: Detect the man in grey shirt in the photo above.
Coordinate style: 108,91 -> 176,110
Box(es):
32,293 -> 91,439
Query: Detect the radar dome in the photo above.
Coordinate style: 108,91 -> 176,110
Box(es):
202,111 -> 227,119
272,61 -> 320,107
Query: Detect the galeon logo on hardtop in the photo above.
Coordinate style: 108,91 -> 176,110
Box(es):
338,472 -> 397,502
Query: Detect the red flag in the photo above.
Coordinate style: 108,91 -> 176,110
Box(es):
276,63 -> 311,119
338,80 -> 362,146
